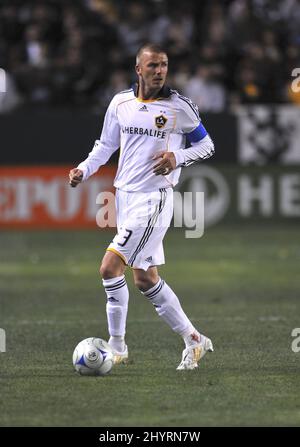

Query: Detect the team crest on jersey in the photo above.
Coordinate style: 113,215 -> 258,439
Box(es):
155,114 -> 168,129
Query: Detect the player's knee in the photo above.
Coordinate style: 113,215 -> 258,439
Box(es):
99,262 -> 117,280
99,251 -> 126,279
134,277 -> 157,292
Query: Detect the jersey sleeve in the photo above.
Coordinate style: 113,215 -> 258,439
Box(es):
173,95 -> 215,167
77,96 -> 120,180
175,96 -> 201,134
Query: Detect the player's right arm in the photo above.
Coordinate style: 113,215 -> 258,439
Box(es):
69,96 -> 120,187
69,168 -> 83,187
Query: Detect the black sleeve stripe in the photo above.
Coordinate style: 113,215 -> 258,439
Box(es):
177,95 -> 200,120
170,89 -> 200,119
178,94 -> 200,118
184,148 -> 215,166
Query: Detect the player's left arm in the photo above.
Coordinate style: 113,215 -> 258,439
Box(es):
173,122 -> 215,168
153,99 -> 214,175
172,97 -> 215,168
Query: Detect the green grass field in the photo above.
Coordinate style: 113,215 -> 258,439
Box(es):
0,225 -> 299,427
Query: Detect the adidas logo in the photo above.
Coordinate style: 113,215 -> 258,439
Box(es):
108,297 -> 119,302
139,104 -> 148,112
145,256 -> 153,263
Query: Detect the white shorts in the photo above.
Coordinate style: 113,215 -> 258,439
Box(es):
107,188 -> 173,270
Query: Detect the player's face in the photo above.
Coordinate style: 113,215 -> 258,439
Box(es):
136,51 -> 168,91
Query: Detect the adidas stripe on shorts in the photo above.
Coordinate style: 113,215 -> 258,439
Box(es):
107,187 -> 173,270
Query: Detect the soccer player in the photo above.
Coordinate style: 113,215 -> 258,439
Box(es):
69,43 -> 214,370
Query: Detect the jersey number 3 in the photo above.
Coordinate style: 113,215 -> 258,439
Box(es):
117,229 -> 133,247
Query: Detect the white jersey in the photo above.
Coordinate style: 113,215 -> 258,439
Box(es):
77,85 -> 214,192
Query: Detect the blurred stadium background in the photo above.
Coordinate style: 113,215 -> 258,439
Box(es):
0,0 -> 300,428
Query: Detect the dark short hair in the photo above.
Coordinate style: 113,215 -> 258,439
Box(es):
136,43 -> 168,64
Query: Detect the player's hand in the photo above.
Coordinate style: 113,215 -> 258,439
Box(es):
69,168 -> 83,187
152,151 -> 176,176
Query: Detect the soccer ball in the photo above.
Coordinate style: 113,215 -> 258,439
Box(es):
72,337 -> 114,376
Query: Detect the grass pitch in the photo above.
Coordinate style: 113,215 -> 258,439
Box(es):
0,225 -> 299,427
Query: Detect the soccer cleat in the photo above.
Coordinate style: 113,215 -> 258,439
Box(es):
176,335 -> 213,370
111,345 -> 129,365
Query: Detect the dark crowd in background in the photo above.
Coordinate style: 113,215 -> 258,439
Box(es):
0,0 -> 299,114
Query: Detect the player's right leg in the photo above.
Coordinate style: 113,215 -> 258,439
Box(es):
99,250 -> 129,364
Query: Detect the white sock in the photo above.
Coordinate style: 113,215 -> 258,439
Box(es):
142,278 -> 196,337
102,275 -> 129,352
108,335 -> 126,353
183,331 -> 201,348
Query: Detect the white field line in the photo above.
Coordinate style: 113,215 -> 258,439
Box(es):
2,316 -> 287,326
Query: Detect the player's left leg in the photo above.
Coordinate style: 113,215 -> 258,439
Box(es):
133,266 -> 197,339
133,267 -> 213,369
